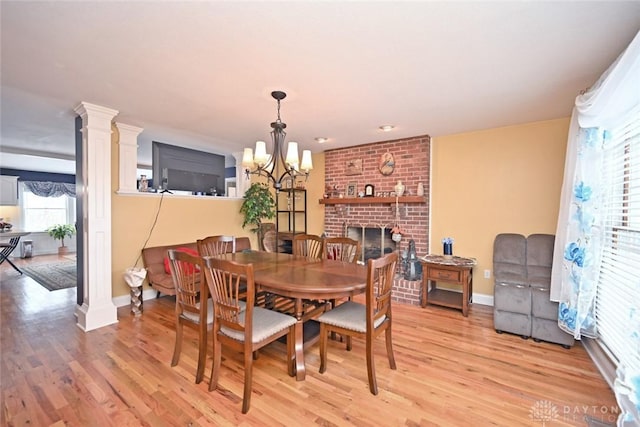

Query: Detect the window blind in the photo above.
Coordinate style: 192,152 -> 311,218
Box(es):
595,106 -> 640,374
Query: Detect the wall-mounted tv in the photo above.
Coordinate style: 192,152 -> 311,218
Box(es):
152,141 -> 226,195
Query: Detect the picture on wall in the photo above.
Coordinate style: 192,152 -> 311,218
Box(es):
345,159 -> 363,175
379,152 -> 395,176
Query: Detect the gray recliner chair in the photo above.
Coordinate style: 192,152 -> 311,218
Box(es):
493,233 -> 530,338
528,234 -> 574,348
493,233 -> 574,348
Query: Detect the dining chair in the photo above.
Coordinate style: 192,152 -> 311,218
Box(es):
196,235 -> 236,257
278,233 -> 328,317
198,234 -> 262,305
317,251 -> 398,395
292,233 -> 324,259
202,256 -> 296,413
262,230 -> 278,253
323,236 -> 363,332
323,236 -> 361,264
166,249 -> 212,384
258,222 -> 276,251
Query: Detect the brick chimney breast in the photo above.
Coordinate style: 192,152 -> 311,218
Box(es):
323,135 -> 431,306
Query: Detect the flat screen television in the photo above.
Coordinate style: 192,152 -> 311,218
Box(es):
152,141 -> 226,195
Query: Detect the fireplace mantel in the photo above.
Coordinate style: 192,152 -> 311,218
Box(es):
319,196 -> 425,205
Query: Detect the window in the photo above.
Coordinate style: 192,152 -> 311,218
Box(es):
595,106 -> 640,375
20,182 -> 76,232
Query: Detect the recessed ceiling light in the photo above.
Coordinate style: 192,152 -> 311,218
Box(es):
314,137 -> 328,143
379,125 -> 395,132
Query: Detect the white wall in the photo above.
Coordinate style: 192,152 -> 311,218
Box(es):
0,231 -> 77,258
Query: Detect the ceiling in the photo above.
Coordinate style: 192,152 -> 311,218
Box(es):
1,1 -> 639,175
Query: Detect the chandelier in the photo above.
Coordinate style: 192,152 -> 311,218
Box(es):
242,90 -> 313,190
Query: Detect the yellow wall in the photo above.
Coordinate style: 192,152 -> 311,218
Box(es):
430,118 -> 569,296
111,119 -> 565,299
111,195 -> 249,297
110,134 -> 326,298
305,152 -> 325,236
248,151 -> 325,236
6,118 -> 566,300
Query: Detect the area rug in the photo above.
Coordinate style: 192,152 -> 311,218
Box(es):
22,262 -> 77,291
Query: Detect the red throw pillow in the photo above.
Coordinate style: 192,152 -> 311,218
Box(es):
164,247 -> 200,274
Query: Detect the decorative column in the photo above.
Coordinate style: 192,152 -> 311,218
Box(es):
234,151 -> 250,197
115,122 -> 143,192
74,102 -> 119,332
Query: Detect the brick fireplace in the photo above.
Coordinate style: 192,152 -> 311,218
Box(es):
323,135 -> 430,305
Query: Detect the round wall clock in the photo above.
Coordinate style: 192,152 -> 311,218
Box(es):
378,152 -> 395,176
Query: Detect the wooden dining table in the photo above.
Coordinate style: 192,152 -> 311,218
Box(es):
212,250 -> 368,381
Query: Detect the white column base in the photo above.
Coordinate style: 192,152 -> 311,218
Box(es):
75,302 -> 118,332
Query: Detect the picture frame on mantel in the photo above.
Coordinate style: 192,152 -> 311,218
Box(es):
364,183 -> 375,197
345,159 -> 363,176
346,182 -> 357,197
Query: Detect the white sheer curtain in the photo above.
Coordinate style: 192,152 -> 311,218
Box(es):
550,30 -> 640,426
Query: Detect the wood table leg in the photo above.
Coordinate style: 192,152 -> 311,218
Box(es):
293,299 -> 306,381
293,320 -> 305,381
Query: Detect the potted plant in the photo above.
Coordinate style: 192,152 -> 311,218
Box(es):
46,224 -> 76,255
239,183 -> 275,234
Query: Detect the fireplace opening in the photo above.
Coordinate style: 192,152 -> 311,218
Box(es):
346,225 -> 396,263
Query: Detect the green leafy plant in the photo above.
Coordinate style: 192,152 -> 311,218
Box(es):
46,224 -> 76,247
240,183 -> 275,233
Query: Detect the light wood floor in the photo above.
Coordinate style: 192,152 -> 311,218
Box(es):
1,255 -> 618,426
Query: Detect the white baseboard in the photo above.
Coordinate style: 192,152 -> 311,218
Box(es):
473,292 -> 494,306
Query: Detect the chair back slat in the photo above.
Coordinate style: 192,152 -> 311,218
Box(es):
197,235 -> 236,257
167,249 -> 206,320
324,237 -> 361,264
292,234 -> 324,259
367,252 -> 398,324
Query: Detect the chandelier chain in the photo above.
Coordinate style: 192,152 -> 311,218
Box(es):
276,99 -> 282,123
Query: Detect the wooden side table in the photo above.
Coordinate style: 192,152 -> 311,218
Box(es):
419,254 -> 476,317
